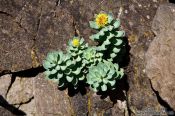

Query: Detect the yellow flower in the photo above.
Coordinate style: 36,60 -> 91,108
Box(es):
72,38 -> 80,47
95,13 -> 108,28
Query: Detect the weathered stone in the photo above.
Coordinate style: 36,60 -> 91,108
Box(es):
0,0 -> 74,72
146,3 -> 175,110
19,98 -> 36,116
5,73 -> 73,116
7,77 -> 34,104
152,3 -> 175,35
0,75 -> 11,98
0,106 -> 15,116
118,0 -> 168,115
34,73 -> 72,116
70,92 -> 88,116
0,14 -> 33,72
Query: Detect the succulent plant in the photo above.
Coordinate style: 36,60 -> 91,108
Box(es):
67,37 -> 88,60
43,51 -> 85,89
86,60 -> 124,92
89,12 -> 125,62
82,47 -> 103,68
43,12 -> 126,94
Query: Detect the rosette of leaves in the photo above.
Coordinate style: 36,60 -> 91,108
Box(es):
82,47 -> 103,68
43,51 -> 85,89
89,12 -> 125,62
86,60 -> 124,92
67,37 -> 88,62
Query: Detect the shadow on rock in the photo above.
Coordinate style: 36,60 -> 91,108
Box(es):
58,81 -> 89,97
169,0 -> 175,3
97,74 -> 129,104
0,95 -> 26,115
12,66 -> 45,78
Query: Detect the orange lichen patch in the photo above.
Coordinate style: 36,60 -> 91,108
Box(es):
128,34 -> 138,43
95,13 -> 108,28
143,31 -> 154,38
31,48 -> 39,67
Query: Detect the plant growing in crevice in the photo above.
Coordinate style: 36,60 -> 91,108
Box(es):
89,12 -> 125,62
43,12 -> 126,93
86,60 -> 124,92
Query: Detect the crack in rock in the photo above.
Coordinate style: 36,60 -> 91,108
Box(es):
15,96 -> 34,106
0,11 -> 13,17
149,79 -> 175,115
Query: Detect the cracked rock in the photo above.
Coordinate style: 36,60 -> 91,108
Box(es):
146,3 -> 175,110
0,0 -> 74,72
7,77 -> 34,105
0,74 -> 11,98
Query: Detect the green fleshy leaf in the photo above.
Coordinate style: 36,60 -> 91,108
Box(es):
72,78 -> 78,86
44,71 -> 50,76
113,48 -> 120,53
50,69 -> 57,74
116,31 -> 125,37
60,66 -> 66,71
72,67 -> 81,75
56,65 -> 60,70
64,68 -> 71,75
76,56 -> 81,62
79,75 -> 85,81
66,60 -> 72,66
114,39 -> 123,46
114,64 -> 119,70
109,80 -> 116,86
118,68 -> 124,79
106,74 -> 113,79
43,60 -> 51,69
103,38 -> 111,45
113,19 -> 120,28
102,78 -> 108,84
96,44 -> 107,51
108,13 -> 114,24
110,53 -> 117,58
107,33 -> 115,40
66,76 -> 73,82
57,73 -> 63,79
93,83 -> 100,88
89,21 -> 99,29
58,82 -> 65,88
101,84 -> 107,91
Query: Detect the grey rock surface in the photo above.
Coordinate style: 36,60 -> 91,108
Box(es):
1,0 -> 175,116
146,3 -> 175,110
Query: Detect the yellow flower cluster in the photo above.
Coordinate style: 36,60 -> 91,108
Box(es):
95,13 -> 108,28
72,38 -> 80,47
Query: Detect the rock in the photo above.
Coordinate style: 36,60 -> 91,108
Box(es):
34,73 -> 72,116
0,75 -> 11,98
5,73 -> 73,116
7,77 -> 34,104
0,0 -> 74,72
0,106 -> 15,116
118,0 -> 168,115
0,13 -> 33,72
146,3 -> 175,110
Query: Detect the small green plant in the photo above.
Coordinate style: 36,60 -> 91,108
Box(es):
89,12 -> 125,62
43,12 -> 126,93
82,47 -> 103,68
87,60 -> 124,92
